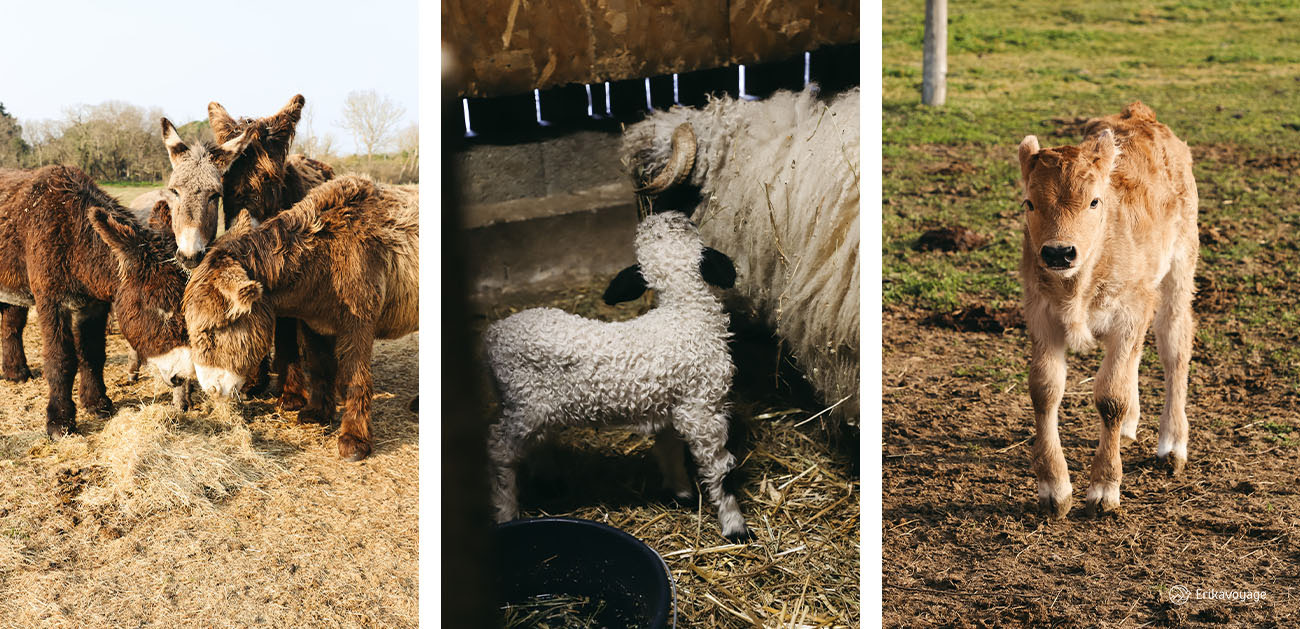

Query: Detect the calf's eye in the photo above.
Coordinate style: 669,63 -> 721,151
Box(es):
1022,199 -> 1034,212
1090,198 -> 1100,208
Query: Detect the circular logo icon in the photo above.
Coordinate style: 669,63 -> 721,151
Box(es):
1168,585 -> 1190,606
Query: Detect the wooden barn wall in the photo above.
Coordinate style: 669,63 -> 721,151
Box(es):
443,0 -> 859,98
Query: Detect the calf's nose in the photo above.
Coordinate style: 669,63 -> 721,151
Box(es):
1040,245 -> 1077,269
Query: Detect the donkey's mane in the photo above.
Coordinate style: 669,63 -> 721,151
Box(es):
41,166 -> 175,264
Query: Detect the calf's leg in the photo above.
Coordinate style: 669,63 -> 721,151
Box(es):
1087,316 -> 1151,515
0,305 -> 32,382
1029,334 -> 1071,518
71,303 -> 114,419
675,405 -> 751,541
1155,264 -> 1195,474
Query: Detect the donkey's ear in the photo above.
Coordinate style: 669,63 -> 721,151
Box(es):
228,209 -> 259,235
88,206 -> 144,266
1017,135 -> 1040,184
147,199 -> 174,240
210,130 -> 253,172
602,265 -> 648,305
700,247 -> 736,289
213,264 -> 263,318
161,118 -> 188,166
277,94 -> 306,124
207,101 -> 239,142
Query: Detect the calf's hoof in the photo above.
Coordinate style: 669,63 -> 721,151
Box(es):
1039,494 -> 1073,520
337,434 -> 372,462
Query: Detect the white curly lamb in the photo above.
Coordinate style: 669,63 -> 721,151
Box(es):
484,211 -> 751,540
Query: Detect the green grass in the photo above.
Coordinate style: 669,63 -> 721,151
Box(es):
99,181 -> 162,206
884,0 -> 1300,385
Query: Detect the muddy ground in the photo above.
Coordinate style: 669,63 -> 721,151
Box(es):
0,323 -> 419,628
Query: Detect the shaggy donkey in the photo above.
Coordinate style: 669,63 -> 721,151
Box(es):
622,86 -> 861,431
207,94 -> 336,408
159,117 -> 252,269
1019,102 -> 1198,518
0,166 -> 194,436
183,176 -> 418,461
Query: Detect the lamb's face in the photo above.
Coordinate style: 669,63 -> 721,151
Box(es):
633,211 -> 704,289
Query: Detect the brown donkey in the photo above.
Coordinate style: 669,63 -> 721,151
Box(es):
184,176 -> 418,460
1018,102 -> 1198,518
0,166 -> 193,436
207,94 -> 336,407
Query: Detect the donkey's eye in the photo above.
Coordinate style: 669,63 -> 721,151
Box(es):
1022,199 -> 1034,212
1090,198 -> 1100,208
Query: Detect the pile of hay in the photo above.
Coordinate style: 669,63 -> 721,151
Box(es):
76,402 -> 282,518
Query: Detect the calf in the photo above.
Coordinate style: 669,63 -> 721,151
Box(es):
184,176 -> 418,461
1018,102 -> 1198,518
0,166 -> 193,436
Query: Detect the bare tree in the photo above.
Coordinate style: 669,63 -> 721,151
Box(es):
292,102 -> 339,159
340,90 -> 406,159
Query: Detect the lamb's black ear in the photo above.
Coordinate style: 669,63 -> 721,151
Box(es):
603,265 -> 648,304
700,247 -> 736,288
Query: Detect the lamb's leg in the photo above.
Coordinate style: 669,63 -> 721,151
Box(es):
37,301 -> 77,437
652,428 -> 694,501
1029,333 -> 1071,519
0,304 -> 32,382
335,326 -> 376,461
297,326 -> 337,427
675,406 -> 751,541
71,303 -> 113,419
488,412 -> 541,523
1155,262 -> 1195,474
1087,314 -> 1151,516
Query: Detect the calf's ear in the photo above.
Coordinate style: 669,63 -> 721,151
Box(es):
1017,135 -> 1040,184
214,264 -> 263,318
603,265 -> 648,304
88,207 -> 144,267
1084,127 -> 1118,176
700,247 -> 736,289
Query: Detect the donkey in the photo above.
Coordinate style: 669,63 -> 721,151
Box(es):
1018,102 -> 1198,518
206,94 -> 336,408
184,176 -> 418,461
0,166 -> 194,436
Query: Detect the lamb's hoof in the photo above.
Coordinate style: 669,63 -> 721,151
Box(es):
3,366 -> 31,383
723,526 -> 756,543
1039,494 -> 1073,520
338,434 -> 372,462
46,418 -> 76,439
1157,453 -> 1186,475
297,406 -> 333,426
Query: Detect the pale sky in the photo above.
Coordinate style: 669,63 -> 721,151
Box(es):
0,0 -> 417,155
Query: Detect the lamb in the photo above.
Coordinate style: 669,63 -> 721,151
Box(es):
483,211 -> 752,541
621,86 -> 860,433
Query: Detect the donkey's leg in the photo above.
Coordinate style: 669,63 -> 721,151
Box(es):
1029,334 -> 1071,519
0,304 -> 32,383
335,326 -> 376,461
272,318 -> 309,412
1087,314 -> 1152,515
675,405 -> 751,541
125,347 -> 142,383
652,428 -> 694,501
36,301 -> 77,437
297,326 -> 337,426
71,303 -> 114,419
1155,262 -> 1195,475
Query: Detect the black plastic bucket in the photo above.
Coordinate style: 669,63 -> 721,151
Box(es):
494,517 -> 675,628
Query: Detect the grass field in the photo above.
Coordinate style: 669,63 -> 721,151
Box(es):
884,1 -> 1300,626
100,182 -> 161,207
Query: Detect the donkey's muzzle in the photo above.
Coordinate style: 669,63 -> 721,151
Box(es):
1040,245 -> 1077,270
177,249 -> 204,270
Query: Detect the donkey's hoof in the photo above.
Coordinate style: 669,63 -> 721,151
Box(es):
1085,485 -> 1121,517
278,390 -> 308,412
1157,453 -> 1186,475
3,366 -> 31,383
46,418 -> 77,439
89,399 -> 115,419
296,406 -> 333,426
338,434 -> 372,462
1039,494 -> 1073,520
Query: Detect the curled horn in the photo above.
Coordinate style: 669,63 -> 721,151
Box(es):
636,123 -> 697,194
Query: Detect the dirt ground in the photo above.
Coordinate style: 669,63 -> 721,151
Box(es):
473,281 -> 861,628
0,323 -> 418,628
882,305 -> 1300,627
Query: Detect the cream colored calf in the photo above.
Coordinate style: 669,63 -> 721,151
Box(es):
1018,102 -> 1198,518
